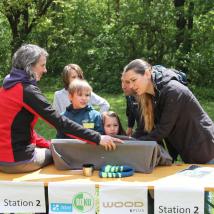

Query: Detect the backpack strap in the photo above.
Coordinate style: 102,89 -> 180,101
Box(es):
170,68 -> 188,86
152,65 -> 188,91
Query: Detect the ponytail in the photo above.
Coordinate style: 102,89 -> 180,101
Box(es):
138,93 -> 154,132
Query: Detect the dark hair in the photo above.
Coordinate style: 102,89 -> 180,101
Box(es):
102,111 -> 126,135
123,58 -> 151,75
62,64 -> 84,90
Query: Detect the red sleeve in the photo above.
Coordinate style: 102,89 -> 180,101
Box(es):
31,130 -> 51,148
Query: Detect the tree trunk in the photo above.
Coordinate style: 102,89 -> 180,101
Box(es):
174,0 -> 186,49
174,0 -> 194,71
115,0 -> 120,18
2,0 -> 53,55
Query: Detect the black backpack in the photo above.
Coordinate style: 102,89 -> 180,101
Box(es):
170,68 -> 188,86
153,65 -> 188,86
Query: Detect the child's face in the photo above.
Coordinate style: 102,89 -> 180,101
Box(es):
69,89 -> 91,109
69,69 -> 79,82
104,116 -> 119,135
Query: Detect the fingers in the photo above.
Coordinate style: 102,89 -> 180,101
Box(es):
104,140 -> 116,151
110,141 -> 116,150
100,135 -> 118,151
111,137 -> 124,144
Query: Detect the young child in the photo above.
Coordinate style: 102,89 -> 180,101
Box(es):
102,111 -> 126,136
57,79 -> 104,138
53,64 -> 110,114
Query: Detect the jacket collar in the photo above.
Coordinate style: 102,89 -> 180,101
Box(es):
66,104 -> 93,113
3,67 -> 37,89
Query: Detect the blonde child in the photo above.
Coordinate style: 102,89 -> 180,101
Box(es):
57,79 -> 104,138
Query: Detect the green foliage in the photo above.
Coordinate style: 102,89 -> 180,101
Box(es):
188,6 -> 214,86
0,0 -> 56,54
0,13 -> 11,74
0,0 -> 214,91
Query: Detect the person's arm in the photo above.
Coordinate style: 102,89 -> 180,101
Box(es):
126,128 -> 133,136
31,130 -> 51,148
56,130 -> 68,139
90,92 -> 110,113
24,85 -> 100,144
23,85 -> 121,149
132,120 -> 147,139
52,91 -> 61,112
126,96 -> 135,128
52,89 -> 70,114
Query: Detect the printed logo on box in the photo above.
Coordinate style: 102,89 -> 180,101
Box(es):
72,192 -> 94,212
102,200 -> 145,213
50,203 -> 72,212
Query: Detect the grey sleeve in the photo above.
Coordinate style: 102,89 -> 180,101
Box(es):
90,92 -> 110,113
52,90 -> 70,114
52,92 -> 61,112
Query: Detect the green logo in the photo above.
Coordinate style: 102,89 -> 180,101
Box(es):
72,192 -> 94,213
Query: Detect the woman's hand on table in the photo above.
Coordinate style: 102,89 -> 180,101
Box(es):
99,135 -> 123,151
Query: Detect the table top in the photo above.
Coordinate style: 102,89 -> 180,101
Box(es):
0,164 -> 213,190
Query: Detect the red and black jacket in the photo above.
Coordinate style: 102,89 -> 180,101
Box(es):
0,69 -> 100,163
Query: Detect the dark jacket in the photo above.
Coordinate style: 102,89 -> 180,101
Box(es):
57,104 -> 104,138
126,96 -> 147,138
0,68 -> 100,163
140,65 -> 214,163
126,96 -> 138,128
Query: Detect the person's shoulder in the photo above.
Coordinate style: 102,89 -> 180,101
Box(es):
54,88 -> 67,95
167,80 -> 188,90
90,91 -> 98,98
91,91 -> 107,102
163,80 -> 190,97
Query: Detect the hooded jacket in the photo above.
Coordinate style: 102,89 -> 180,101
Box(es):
140,65 -> 214,163
0,68 -> 100,163
57,104 -> 104,138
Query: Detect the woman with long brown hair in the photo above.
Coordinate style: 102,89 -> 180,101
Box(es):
123,58 -> 214,164
123,59 -> 214,213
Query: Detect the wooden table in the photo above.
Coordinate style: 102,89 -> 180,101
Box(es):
0,164 -> 213,191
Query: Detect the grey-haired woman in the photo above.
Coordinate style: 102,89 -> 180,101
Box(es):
0,44 -> 121,173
